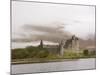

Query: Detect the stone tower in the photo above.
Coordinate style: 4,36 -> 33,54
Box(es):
72,35 -> 76,49
71,35 -> 79,52
39,40 -> 43,48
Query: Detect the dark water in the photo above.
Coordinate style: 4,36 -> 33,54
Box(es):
11,58 -> 96,74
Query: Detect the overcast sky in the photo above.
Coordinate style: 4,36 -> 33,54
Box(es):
12,1 -> 95,43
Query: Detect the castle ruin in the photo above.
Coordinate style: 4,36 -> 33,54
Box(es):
59,35 -> 79,56
39,35 -> 79,56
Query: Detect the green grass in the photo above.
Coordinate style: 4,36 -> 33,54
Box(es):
11,46 -> 96,64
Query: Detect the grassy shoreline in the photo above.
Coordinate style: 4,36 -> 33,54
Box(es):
12,56 -> 96,65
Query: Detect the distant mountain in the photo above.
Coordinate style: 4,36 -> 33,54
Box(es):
79,38 -> 96,49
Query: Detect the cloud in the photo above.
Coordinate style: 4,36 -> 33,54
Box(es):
12,22 -> 72,43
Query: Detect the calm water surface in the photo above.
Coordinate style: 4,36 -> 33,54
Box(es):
11,58 -> 96,74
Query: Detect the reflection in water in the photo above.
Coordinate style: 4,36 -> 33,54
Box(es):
11,58 -> 96,74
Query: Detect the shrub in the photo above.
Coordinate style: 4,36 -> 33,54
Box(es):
12,48 -> 28,59
12,46 -> 50,59
37,50 -> 49,58
26,46 -> 35,53
83,49 -> 89,56
25,46 -> 39,57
